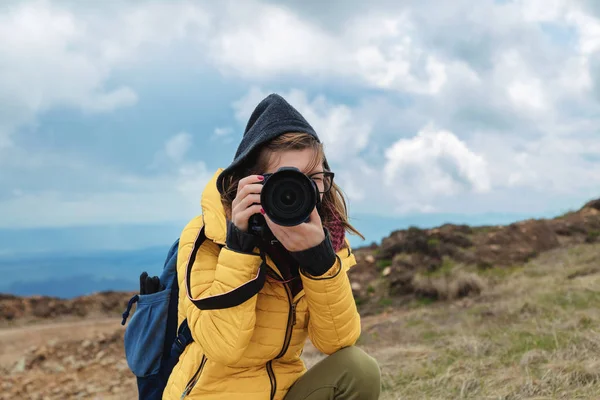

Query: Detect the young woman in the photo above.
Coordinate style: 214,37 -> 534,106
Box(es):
163,94 -> 381,400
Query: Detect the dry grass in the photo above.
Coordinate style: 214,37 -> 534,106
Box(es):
355,243 -> 600,399
412,269 -> 486,301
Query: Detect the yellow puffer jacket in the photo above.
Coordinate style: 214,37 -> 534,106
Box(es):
163,169 -> 361,400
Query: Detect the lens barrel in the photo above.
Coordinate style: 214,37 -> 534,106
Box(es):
261,167 -> 319,226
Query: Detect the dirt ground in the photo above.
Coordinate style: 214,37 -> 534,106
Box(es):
2,243 -> 600,399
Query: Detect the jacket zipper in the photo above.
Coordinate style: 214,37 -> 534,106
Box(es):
180,354 -> 207,399
266,262 -> 305,400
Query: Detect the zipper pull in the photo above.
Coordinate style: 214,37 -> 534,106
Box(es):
292,303 -> 297,326
181,376 -> 197,399
180,388 -> 189,400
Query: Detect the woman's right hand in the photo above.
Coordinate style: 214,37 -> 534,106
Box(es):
231,175 -> 264,232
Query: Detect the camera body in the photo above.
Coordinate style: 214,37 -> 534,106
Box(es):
248,166 -> 321,238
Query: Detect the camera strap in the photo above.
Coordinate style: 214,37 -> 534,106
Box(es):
185,226 -> 267,310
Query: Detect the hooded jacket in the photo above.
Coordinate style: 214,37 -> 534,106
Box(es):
163,93 -> 361,399
162,169 -> 361,400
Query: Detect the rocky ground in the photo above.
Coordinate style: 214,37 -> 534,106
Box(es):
0,291 -> 135,326
0,319 -> 134,400
2,199 -> 600,399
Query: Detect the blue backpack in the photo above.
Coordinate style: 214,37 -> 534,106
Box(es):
121,227 -> 266,399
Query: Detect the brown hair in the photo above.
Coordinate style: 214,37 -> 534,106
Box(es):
220,132 -> 364,240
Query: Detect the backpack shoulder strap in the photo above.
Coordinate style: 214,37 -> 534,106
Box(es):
184,226 -> 266,310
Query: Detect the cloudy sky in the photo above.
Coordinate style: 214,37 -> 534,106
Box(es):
2,0 -> 600,242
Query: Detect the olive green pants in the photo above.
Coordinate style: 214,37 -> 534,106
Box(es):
284,346 -> 381,400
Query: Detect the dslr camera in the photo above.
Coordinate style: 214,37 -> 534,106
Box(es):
248,167 -> 322,238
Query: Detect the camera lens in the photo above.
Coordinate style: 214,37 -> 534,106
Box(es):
260,168 -> 318,226
281,189 -> 296,206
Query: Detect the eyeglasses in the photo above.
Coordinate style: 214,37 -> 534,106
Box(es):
308,171 -> 335,194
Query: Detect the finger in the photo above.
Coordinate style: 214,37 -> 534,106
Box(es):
241,193 -> 261,209
231,193 -> 260,219
233,184 -> 262,210
263,213 -> 290,242
237,204 -> 263,224
238,182 -> 263,199
238,174 -> 264,187
309,206 -> 322,227
278,208 -> 321,244
237,175 -> 264,193
233,177 -> 263,208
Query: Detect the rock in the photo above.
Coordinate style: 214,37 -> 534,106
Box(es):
382,266 -> 392,277
582,199 -> 600,212
116,360 -> 129,372
95,350 -> 106,360
72,361 -> 86,371
44,362 -> 65,373
388,268 -> 416,296
474,219 -> 560,266
62,355 -> 76,366
351,282 -> 361,292
12,357 -> 26,374
87,384 -> 101,394
100,358 -> 114,367
365,255 -> 375,263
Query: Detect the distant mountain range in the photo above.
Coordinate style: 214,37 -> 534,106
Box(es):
0,246 -> 167,298
0,211 -> 552,298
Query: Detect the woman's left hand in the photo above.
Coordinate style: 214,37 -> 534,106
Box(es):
263,207 -> 324,252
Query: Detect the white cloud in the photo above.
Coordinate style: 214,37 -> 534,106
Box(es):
507,79 -> 546,110
335,173 -> 366,203
159,133 -> 212,208
165,132 -> 192,163
213,127 -> 232,136
383,124 -> 491,212
519,0 -> 568,22
491,49 -> 553,116
210,3 -> 337,77
474,133 -> 600,193
174,161 -> 212,209
209,3 -> 449,95
0,0 -> 209,146
567,9 -> 600,55
4,0 -> 600,227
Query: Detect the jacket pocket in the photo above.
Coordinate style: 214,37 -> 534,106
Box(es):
124,289 -> 171,377
181,355 -> 207,399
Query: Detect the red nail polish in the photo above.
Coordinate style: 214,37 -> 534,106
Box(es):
257,176 -> 264,181
260,208 -> 265,215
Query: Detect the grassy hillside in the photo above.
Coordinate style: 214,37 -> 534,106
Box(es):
2,200 -> 600,399
348,242 -> 600,399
